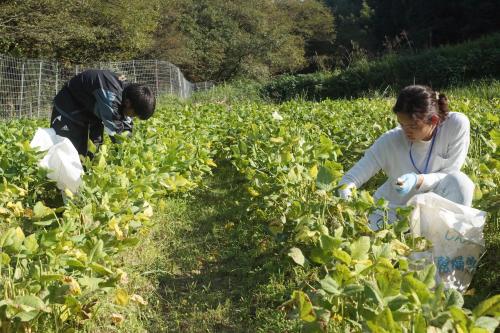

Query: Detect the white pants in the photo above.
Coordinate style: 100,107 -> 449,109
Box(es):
369,171 -> 474,230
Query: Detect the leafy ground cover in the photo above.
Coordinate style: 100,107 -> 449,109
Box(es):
0,83 -> 498,332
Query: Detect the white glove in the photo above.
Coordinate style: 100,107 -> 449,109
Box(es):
338,183 -> 355,200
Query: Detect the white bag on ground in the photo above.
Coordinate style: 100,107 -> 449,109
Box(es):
30,128 -> 83,194
407,192 -> 486,292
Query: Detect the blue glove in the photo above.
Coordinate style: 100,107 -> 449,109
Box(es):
394,173 -> 418,195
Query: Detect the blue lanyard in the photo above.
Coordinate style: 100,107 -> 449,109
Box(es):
409,127 -> 439,174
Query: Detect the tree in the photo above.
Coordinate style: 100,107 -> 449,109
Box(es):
150,0 -> 335,81
276,0 -> 336,71
326,0 -> 500,57
0,0 -> 160,63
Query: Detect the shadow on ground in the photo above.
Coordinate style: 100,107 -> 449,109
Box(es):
150,161 -> 299,332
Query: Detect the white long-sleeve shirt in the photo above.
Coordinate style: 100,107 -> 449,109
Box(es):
339,112 -> 470,206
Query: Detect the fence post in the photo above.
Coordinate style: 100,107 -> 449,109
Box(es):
37,61 -> 42,117
55,62 -> 59,94
177,67 -> 182,98
169,65 -> 173,95
75,65 -> 79,76
132,60 -> 137,83
155,60 -> 159,96
18,62 -> 25,117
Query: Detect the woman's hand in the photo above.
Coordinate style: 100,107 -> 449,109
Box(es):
394,173 -> 419,195
338,183 -> 355,200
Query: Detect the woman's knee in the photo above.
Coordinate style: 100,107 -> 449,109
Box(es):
438,171 -> 474,206
446,171 -> 474,192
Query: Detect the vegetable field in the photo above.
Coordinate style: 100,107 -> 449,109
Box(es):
1,88 -> 499,332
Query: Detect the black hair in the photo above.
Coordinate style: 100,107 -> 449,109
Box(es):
122,83 -> 156,120
393,85 -> 449,123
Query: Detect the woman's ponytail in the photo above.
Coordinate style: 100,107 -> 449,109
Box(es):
437,93 -> 449,121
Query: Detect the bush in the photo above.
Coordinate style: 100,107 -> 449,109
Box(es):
263,33 -> 500,101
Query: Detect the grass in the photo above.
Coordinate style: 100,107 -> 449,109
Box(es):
82,161 -> 301,332
465,214 -> 500,309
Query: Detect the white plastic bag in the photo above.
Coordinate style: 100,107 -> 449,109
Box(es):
30,128 -> 83,194
407,192 -> 486,292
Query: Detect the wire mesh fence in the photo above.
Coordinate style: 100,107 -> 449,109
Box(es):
0,54 -> 213,120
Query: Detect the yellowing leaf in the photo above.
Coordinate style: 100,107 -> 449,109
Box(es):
288,247 -> 305,266
206,159 -> 217,167
115,288 -> 129,306
130,294 -> 147,306
350,236 -> 370,261
333,249 -> 351,265
247,187 -> 259,197
15,227 -> 25,242
292,291 -> 316,322
270,137 -> 284,144
309,164 -> 318,178
116,269 -> 129,285
62,276 -> 81,295
111,313 -> 124,325
108,218 -> 124,240
7,201 -> 23,216
33,201 -> 54,218
143,205 -> 153,218
391,239 -> 410,255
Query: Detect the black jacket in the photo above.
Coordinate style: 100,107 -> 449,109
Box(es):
53,69 -> 133,136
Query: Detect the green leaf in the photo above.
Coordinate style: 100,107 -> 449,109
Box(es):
402,275 -> 431,304
372,244 -> 393,260
292,291 -> 316,322
40,274 -> 64,282
288,247 -> 305,266
367,308 -> 401,333
473,316 -> 499,333
359,190 -> 374,205
376,268 -> 401,297
486,113 -> 499,123
66,259 -> 86,269
473,294 -> 500,318
309,246 -> 328,265
445,288 -> 464,309
14,310 -> 39,322
13,295 -> 48,312
89,263 -> 113,275
414,312 -> 426,333
350,236 -> 370,261
386,295 -> 409,311
364,281 -> 384,307
343,284 -> 364,296
316,165 -> 334,190
470,328 -> 493,333
320,275 -> 340,295
489,129 -> 500,146
0,253 -> 11,265
332,249 -> 351,265
449,306 -> 469,331
416,264 -> 436,289
33,201 -> 54,218
78,277 -> 104,291
334,226 -> 343,238
319,234 -> 342,253
23,234 -> 39,254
